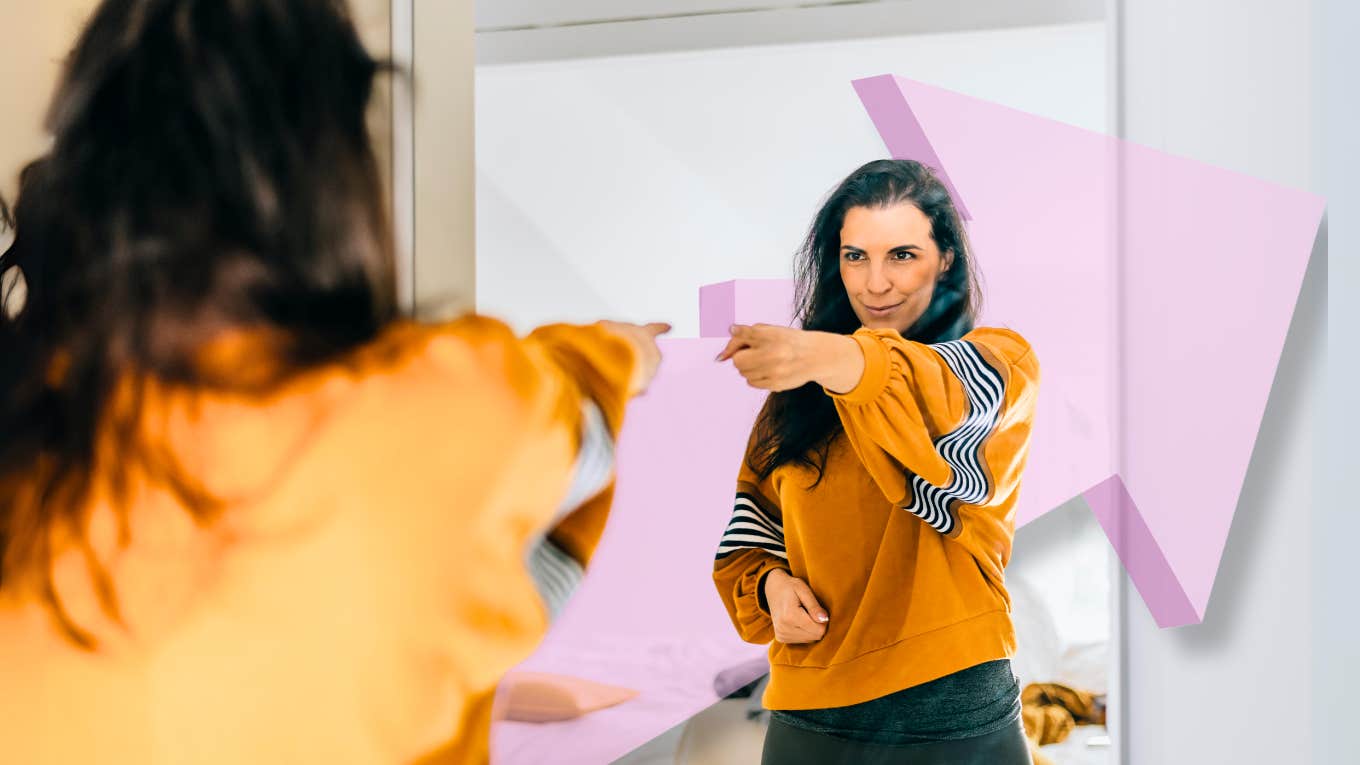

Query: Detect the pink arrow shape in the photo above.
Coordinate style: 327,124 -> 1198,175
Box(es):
491,77 -> 1324,763
852,74 -> 1325,628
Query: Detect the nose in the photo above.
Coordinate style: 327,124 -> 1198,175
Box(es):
866,262 -> 892,294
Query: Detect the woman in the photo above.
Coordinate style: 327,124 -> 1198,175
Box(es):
714,159 -> 1040,764
0,1 -> 665,762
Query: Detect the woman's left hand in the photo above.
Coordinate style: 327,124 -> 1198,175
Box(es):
715,324 -> 818,391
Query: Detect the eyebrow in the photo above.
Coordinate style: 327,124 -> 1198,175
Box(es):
840,244 -> 923,252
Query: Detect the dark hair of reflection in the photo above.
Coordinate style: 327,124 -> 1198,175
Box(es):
748,159 -> 982,487
0,0 -> 400,647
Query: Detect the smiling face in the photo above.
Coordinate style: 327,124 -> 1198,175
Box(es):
838,203 -> 954,334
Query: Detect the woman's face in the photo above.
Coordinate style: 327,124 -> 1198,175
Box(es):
838,203 -> 953,334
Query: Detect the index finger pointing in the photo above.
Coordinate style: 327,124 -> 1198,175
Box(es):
715,334 -> 748,362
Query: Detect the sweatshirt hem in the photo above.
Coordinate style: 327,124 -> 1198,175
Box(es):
762,609 -> 1016,711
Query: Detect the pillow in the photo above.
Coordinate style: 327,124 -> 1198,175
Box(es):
1007,572 -> 1063,688
713,655 -> 770,699
497,671 -> 639,723
1056,640 -> 1109,695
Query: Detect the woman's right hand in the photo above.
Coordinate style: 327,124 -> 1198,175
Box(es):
763,568 -> 829,644
599,321 -> 670,396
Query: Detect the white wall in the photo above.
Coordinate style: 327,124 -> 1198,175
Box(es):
1116,1 -> 1338,763
475,21 -> 1107,336
1318,2 -> 1359,765
474,0 -> 1104,65
477,0 -> 813,29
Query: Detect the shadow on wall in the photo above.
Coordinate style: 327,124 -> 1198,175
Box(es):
1175,215 -> 1327,653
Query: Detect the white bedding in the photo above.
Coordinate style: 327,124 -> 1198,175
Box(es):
491,632 -> 764,765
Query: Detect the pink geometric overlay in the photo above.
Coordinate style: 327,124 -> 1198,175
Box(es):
490,76 -> 1324,763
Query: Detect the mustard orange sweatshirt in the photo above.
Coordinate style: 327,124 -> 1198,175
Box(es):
0,316 -> 637,765
713,326 -> 1040,711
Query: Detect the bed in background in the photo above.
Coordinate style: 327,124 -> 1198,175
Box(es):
493,631 -> 764,764
489,333 -> 775,764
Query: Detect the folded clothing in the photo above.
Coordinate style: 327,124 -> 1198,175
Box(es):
1020,681 -> 1105,746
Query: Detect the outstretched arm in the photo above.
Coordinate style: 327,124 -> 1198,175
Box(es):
714,323 -> 865,394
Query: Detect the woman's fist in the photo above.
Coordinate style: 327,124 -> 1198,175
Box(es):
714,324 -> 816,392
763,568 -> 830,644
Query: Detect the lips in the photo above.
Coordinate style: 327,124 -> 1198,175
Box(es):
864,302 -> 904,313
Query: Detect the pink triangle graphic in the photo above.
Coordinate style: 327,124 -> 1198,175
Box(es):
853,74 -> 1325,628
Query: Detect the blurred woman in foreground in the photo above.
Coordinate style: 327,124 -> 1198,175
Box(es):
0,1 -> 664,761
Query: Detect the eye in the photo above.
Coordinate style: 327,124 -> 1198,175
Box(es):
891,250 -> 915,261
843,251 -> 865,262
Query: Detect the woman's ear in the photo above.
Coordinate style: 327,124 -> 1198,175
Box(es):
939,250 -> 955,280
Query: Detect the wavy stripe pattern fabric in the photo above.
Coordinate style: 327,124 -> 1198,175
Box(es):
901,339 -> 1005,535
716,492 -> 787,561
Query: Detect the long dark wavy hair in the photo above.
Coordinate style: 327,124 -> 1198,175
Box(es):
0,0 -> 397,641
748,159 -> 982,486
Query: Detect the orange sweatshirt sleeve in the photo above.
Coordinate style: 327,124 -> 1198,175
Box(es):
825,326 -> 1040,575
338,316 -> 639,757
414,316 -> 639,623
449,317 -> 637,525
509,321 -> 642,618
712,425 -> 791,645
522,322 -> 639,567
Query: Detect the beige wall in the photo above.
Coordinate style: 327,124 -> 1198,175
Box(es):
0,1 -> 97,205
0,1 -> 397,199
352,0 -> 394,208
0,0 -> 475,318
0,0 -> 476,315
411,0 -> 476,316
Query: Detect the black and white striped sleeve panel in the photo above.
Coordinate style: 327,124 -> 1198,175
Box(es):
525,398 -> 613,619
715,484 -> 786,561
526,535 -> 585,620
552,397 -> 615,523
901,339 -> 1005,535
